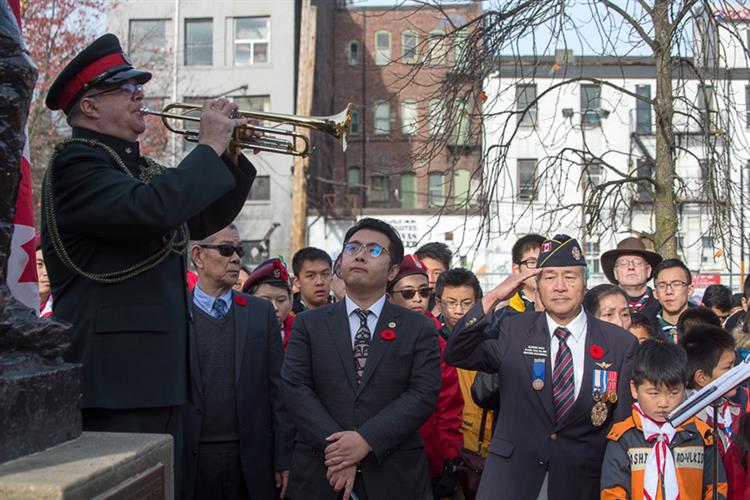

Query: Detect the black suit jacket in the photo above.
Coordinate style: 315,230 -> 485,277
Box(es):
444,304 -> 637,500
41,127 -> 255,408
281,300 -> 441,500
182,292 -> 294,500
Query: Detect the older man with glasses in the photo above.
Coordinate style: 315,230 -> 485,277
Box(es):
40,33 -> 257,485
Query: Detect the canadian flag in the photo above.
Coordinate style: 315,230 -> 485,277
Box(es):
6,0 -> 40,311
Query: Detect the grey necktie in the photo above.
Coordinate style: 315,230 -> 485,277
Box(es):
353,309 -> 371,383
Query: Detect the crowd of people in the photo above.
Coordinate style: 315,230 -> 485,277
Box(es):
34,33 -> 750,500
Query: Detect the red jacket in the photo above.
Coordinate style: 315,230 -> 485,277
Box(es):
725,387 -> 750,500
282,312 -> 296,351
419,327 -> 464,477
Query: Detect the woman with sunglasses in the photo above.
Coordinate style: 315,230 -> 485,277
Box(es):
387,255 -> 465,500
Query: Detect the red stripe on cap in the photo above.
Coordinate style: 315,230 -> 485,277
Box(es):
58,52 -> 128,111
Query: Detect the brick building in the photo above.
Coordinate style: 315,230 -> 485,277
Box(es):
307,1 -> 486,263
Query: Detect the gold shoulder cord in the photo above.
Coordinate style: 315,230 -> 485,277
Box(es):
42,138 -> 189,284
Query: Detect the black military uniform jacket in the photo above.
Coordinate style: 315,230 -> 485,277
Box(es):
41,127 -> 255,409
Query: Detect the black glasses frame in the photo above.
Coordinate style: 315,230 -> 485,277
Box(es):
199,244 -> 245,258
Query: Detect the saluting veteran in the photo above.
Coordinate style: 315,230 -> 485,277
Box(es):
40,33 -> 256,476
444,234 -> 638,500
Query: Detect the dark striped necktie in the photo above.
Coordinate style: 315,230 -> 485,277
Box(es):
552,327 -> 575,421
353,309 -> 371,384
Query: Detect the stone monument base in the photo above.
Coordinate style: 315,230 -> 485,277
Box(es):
0,432 -> 173,500
0,353 -> 82,464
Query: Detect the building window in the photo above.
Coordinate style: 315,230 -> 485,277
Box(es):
247,175 -> 270,201
129,19 -> 168,66
402,31 -> 418,63
350,109 -> 360,136
635,84 -> 652,134
427,30 -> 446,65
585,241 -> 601,273
347,166 -> 361,192
697,85 -> 716,129
401,100 -> 418,135
454,169 -> 471,206
347,40 -> 359,65
234,17 -> 270,65
450,100 -> 471,145
429,172 -> 445,206
702,236 -> 715,263
429,99 -> 443,136
584,159 -> 603,187
370,175 -> 389,203
636,159 -> 654,202
580,84 -> 601,126
517,159 -> 537,200
185,18 -> 212,66
400,173 -> 417,208
453,30 -> 468,66
375,31 -> 391,66
233,95 -> 270,113
516,84 -> 537,126
374,100 -> 390,135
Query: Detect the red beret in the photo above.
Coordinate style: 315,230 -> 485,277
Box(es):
242,258 -> 290,293
388,254 -> 428,290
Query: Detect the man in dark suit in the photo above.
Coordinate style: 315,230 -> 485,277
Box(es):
444,234 -> 638,500
182,225 -> 292,500
40,34 -> 255,481
282,218 -> 442,500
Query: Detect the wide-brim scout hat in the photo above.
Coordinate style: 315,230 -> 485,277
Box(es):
536,234 -> 587,268
600,237 -> 663,284
242,258 -> 291,293
46,33 -> 152,114
388,255 -> 428,291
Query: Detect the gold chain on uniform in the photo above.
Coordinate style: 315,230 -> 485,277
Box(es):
42,138 -> 189,284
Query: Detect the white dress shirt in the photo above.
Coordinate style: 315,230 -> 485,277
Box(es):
345,294 -> 386,346
546,307 -> 588,401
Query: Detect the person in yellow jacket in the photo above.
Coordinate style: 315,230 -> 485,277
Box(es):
435,268 -> 493,457
507,234 -> 545,313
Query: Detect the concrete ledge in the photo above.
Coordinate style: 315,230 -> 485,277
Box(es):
0,432 -> 173,500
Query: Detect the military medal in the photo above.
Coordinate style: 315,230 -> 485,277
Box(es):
591,369 -> 610,426
606,371 -> 619,404
532,357 -> 545,391
591,400 -> 608,426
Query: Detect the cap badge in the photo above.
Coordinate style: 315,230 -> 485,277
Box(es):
541,242 -> 551,253
571,247 -> 581,261
273,269 -> 281,278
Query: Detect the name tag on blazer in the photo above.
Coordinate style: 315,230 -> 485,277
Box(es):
523,345 -> 548,357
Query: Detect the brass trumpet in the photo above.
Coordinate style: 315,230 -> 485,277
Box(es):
141,103 -> 352,157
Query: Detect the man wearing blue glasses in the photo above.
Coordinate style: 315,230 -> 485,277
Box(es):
40,33 -> 256,486
282,218 -> 442,500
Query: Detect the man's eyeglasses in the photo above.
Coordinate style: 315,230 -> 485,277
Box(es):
391,287 -> 432,300
441,299 -> 475,311
88,82 -> 144,101
517,258 -> 538,269
200,244 -> 245,258
654,280 -> 689,292
615,258 -> 647,269
343,241 -> 390,258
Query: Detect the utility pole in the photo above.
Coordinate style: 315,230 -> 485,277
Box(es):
290,0 -> 316,257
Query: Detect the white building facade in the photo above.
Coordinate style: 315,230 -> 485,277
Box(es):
108,0 -> 296,264
482,47 -> 750,294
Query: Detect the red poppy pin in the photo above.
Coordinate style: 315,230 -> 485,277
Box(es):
380,329 -> 396,341
234,295 -> 247,307
589,344 -> 604,359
